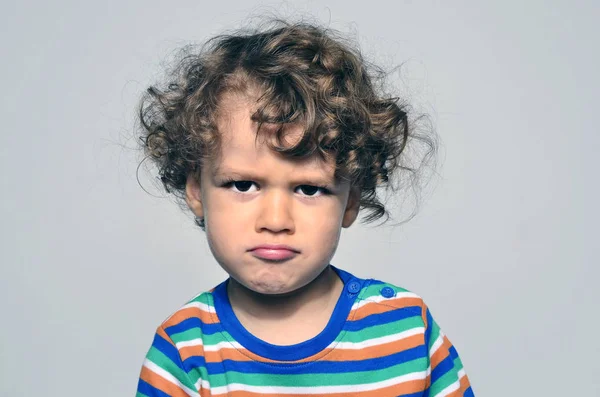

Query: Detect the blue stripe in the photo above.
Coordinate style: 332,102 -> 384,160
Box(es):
424,308 -> 433,348
344,305 -> 422,332
181,354 -> 207,370
431,354 -> 454,384
449,345 -> 459,360
152,333 -> 186,371
165,317 -> 222,336
137,379 -> 172,397
183,345 -> 428,375
465,386 -> 475,396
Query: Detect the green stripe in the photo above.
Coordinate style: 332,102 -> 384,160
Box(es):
145,347 -> 196,390
359,283 -> 411,300
427,320 -> 441,350
337,316 -> 423,343
203,330 -> 234,346
430,364 -> 460,394
359,284 -> 386,300
168,327 -> 233,346
170,328 -> 203,344
206,357 -> 428,388
452,355 -> 465,373
187,364 -> 207,388
191,292 -> 215,307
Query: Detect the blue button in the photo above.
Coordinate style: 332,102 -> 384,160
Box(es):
380,286 -> 395,298
347,281 -> 361,294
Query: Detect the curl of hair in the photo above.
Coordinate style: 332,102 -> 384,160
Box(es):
138,20 -> 437,229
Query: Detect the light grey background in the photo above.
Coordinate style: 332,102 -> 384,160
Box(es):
1,1 -> 598,396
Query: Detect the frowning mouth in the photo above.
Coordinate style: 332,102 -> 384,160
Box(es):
248,244 -> 300,261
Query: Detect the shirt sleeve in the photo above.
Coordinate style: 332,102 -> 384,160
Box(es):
136,326 -> 200,397
423,304 -> 475,397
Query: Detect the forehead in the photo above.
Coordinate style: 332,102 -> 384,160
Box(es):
211,94 -> 336,177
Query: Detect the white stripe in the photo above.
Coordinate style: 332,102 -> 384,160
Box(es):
175,338 -> 204,349
210,370 -> 428,395
434,379 -> 460,397
175,339 -> 244,351
331,327 -> 425,349
180,301 -> 214,313
432,364 -> 468,396
350,292 -> 421,310
194,378 -> 211,394
144,359 -> 200,397
204,340 -> 244,351
429,333 -> 445,356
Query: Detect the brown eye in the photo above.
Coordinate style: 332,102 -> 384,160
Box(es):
233,181 -> 254,192
223,180 -> 258,193
296,185 -> 328,197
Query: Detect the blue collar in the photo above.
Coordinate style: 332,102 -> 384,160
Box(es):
212,265 -> 364,361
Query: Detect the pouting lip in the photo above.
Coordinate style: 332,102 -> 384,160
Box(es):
248,244 -> 300,253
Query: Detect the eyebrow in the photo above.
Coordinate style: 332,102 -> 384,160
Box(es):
212,166 -> 340,186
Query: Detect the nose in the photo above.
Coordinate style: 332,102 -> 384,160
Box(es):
255,188 -> 295,234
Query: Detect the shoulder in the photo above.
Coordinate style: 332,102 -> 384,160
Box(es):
348,276 -> 431,328
357,277 -> 427,310
157,289 -> 219,337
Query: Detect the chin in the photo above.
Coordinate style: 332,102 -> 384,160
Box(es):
247,278 -> 295,296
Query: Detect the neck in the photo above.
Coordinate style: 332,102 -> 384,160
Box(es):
227,266 -> 343,323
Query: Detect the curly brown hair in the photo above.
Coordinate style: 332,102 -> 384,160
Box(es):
139,20 -> 436,229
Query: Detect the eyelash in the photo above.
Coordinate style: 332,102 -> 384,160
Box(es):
220,179 -> 331,197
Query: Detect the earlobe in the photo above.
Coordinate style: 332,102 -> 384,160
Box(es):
342,187 -> 360,228
185,174 -> 204,218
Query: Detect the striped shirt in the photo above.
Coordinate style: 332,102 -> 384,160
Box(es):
136,267 -> 474,396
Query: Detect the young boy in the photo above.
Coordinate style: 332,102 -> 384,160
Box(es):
136,21 -> 474,396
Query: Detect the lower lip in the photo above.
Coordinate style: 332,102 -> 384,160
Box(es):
251,248 -> 298,261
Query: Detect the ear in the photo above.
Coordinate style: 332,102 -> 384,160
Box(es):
185,173 -> 204,219
342,186 -> 360,228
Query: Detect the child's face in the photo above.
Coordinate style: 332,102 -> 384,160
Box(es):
185,95 -> 360,296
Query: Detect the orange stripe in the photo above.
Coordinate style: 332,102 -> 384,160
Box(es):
179,344 -> 204,362
351,297 -> 423,320
456,373 -> 472,395
431,336 -> 452,371
140,365 -> 194,397
445,376 -> 471,397
430,335 -> 453,369
444,372 -> 472,396
200,387 -> 212,397
156,327 -> 176,347
164,306 -> 219,327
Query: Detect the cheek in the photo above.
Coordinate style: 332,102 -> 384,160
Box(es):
307,201 -> 345,228
204,200 -> 246,254
303,205 -> 344,245
205,221 -> 241,273
205,190 -> 248,224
